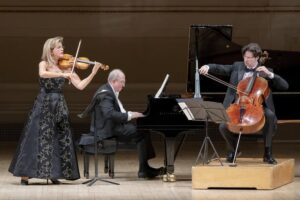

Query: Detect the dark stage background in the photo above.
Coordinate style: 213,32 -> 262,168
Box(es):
1,0 -> 300,141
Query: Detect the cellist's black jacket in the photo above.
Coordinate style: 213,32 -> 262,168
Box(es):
207,62 -> 289,116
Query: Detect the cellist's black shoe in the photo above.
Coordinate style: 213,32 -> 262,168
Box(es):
226,152 -> 234,162
226,151 -> 241,163
263,155 -> 277,164
263,147 -> 277,164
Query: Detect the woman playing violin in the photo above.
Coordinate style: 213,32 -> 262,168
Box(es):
199,43 -> 289,164
9,36 -> 105,185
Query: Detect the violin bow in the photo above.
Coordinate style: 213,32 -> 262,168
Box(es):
71,39 -> 82,74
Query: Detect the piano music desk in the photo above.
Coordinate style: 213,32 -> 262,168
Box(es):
192,158 -> 294,190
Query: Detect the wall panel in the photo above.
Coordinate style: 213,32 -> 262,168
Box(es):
0,1 -> 299,133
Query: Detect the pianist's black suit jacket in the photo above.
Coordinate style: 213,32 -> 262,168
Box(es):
79,83 -> 132,140
207,61 -> 289,117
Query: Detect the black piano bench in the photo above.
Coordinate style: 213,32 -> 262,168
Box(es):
78,134 -> 137,179
78,133 -> 117,179
103,140 -> 137,177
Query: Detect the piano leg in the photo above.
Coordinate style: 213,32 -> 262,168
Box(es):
163,136 -> 176,182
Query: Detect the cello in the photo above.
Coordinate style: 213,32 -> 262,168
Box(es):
226,72 -> 269,134
202,52 -> 270,134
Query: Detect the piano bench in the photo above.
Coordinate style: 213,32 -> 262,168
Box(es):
103,141 -> 136,178
78,134 -> 117,179
78,134 -> 136,179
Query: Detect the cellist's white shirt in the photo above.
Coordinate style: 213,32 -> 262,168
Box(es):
243,66 -> 274,80
243,71 -> 254,79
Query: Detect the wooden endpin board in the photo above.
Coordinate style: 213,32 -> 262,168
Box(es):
192,158 -> 294,190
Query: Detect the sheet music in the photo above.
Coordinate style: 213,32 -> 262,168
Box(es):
154,74 -> 169,98
178,102 -> 195,120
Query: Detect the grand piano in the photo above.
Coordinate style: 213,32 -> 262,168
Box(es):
137,25 -> 300,181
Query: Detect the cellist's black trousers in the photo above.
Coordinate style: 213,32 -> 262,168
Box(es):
219,107 -> 277,152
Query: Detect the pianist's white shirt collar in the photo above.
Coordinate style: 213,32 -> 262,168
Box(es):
109,83 -> 132,121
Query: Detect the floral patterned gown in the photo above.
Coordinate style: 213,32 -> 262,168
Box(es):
9,78 -> 80,180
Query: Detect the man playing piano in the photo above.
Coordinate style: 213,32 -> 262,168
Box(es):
199,43 -> 289,164
81,69 -> 163,178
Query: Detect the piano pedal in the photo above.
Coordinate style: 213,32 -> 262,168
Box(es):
162,173 -> 176,182
168,174 -> 176,182
162,174 -> 168,182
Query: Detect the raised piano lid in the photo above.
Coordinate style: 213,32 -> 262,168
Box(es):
187,25 -> 300,120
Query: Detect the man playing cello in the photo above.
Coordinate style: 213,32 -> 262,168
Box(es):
199,43 -> 289,164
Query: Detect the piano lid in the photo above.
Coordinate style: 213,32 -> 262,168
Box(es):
187,25 -> 242,93
186,25 -> 300,120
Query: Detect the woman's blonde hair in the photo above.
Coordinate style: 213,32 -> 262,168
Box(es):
41,36 -> 63,66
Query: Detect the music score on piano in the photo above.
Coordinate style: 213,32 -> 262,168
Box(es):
177,102 -> 195,120
154,74 -> 169,98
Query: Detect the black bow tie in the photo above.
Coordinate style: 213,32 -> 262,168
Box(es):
245,67 -> 256,72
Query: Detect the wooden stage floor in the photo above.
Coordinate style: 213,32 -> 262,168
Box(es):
1,140 -> 300,200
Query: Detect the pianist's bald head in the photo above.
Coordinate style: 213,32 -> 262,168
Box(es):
108,69 -> 125,82
108,69 -> 126,92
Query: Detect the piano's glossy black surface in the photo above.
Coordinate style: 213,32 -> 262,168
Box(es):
138,96 -> 204,134
137,96 -> 204,174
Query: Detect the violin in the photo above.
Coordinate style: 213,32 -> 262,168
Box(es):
58,53 -> 109,70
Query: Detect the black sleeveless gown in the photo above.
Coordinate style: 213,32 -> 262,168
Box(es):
9,78 -> 80,180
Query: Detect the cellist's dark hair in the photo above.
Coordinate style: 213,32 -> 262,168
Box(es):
241,43 -> 262,58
